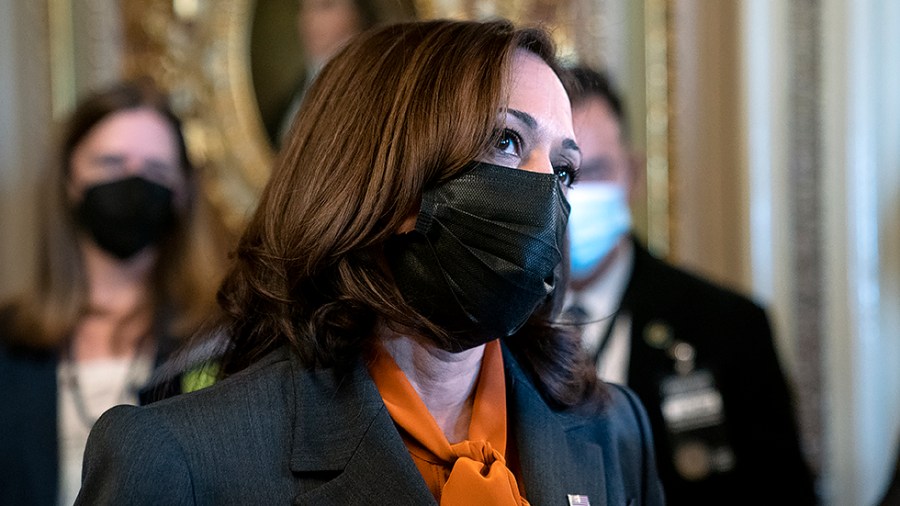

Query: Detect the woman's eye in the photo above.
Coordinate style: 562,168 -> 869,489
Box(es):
496,129 -> 522,157
142,160 -> 179,185
554,164 -> 579,188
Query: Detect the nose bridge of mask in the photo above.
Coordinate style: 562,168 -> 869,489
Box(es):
417,162 -> 567,267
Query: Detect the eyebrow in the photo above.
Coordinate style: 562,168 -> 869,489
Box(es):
508,108 -> 581,153
508,108 -> 537,130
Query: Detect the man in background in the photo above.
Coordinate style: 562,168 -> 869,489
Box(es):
563,65 -> 817,505
276,0 -> 417,145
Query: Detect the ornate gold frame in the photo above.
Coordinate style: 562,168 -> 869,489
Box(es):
122,0 -> 273,230
119,0 -> 672,247
643,0 -> 671,257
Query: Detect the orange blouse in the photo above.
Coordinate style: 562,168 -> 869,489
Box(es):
368,339 -> 529,505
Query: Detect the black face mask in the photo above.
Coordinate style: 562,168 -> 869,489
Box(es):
387,161 -> 570,352
74,176 -> 176,260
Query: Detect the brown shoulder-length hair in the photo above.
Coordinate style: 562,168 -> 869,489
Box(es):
3,79 -> 229,350
217,19 -> 603,409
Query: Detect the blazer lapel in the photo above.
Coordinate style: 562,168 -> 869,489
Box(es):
504,346 -> 608,506
288,356 -> 435,505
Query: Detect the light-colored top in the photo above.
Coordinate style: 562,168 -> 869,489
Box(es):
565,240 -> 635,384
57,356 -> 152,506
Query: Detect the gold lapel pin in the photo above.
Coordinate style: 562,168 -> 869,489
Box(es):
643,320 -> 674,349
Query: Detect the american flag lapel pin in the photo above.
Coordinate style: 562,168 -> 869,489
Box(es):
567,494 -> 590,506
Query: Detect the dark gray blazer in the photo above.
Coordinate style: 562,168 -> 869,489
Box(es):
76,344 -> 664,505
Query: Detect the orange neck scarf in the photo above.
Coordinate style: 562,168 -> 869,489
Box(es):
369,340 -> 528,506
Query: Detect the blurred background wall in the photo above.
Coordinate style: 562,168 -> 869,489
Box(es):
0,1 -> 897,504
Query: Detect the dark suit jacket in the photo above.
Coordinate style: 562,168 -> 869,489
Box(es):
0,336 -> 59,506
620,239 -> 816,505
76,344 -> 665,505
879,448 -> 900,506
0,308 -> 177,506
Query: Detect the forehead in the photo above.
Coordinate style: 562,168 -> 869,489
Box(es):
573,97 -> 621,135
76,108 -> 179,160
573,97 -> 624,154
506,50 -> 573,136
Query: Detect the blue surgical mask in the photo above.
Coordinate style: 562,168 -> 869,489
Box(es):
566,181 -> 632,279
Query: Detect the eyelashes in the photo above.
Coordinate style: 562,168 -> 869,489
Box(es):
495,128 -> 524,157
554,163 -> 579,188
490,127 -> 580,187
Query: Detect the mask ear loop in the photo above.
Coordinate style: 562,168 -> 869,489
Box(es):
557,300 -> 622,369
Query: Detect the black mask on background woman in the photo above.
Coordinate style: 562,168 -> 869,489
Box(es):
74,176 -> 176,260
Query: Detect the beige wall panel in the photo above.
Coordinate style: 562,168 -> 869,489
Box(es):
0,1 -> 52,299
669,0 -> 750,294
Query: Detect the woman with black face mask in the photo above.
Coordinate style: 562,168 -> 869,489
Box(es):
76,19 -> 664,506
0,80 -> 229,506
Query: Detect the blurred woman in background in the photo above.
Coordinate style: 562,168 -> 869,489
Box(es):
0,79 -> 228,506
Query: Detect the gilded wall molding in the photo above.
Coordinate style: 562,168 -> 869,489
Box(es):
643,0 -> 671,258
122,0 -> 271,230
120,0 -> 671,249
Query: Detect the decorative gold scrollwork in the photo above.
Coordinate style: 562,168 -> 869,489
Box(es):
121,0 -> 670,248
122,0 -> 272,231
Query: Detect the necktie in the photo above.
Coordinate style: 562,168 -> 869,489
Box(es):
563,301 -> 591,325
564,299 -> 619,366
